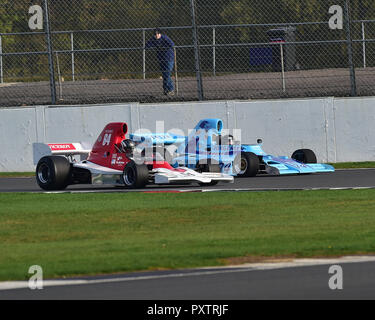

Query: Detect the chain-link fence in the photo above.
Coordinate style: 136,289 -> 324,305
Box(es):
0,0 -> 374,107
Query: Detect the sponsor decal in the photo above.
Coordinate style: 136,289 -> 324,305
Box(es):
198,120 -> 210,130
275,157 -> 308,169
153,134 -> 168,140
211,145 -> 241,156
116,156 -> 124,165
48,144 -> 76,151
220,162 -> 232,174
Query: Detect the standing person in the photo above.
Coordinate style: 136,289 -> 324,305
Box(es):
145,28 -> 175,96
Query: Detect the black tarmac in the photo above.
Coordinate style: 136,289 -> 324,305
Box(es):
0,169 -> 374,193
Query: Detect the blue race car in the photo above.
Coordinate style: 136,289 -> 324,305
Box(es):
235,142 -> 335,177
130,118 -> 335,177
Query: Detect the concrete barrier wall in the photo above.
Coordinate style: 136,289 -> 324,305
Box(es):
333,97 -> 375,162
0,97 -> 374,171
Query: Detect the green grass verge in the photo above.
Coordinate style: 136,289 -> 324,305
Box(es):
330,162 -> 375,169
0,172 -> 35,178
0,190 -> 374,281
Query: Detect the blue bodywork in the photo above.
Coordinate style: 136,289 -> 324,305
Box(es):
241,144 -> 334,175
130,118 -> 335,176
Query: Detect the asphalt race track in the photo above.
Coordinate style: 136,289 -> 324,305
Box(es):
1,258 -> 375,300
0,168 -> 374,193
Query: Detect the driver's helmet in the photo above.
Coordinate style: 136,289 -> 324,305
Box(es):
222,134 -> 234,146
227,135 -> 234,145
121,139 -> 136,153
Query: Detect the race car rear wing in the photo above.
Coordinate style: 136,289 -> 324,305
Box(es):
33,142 -> 92,165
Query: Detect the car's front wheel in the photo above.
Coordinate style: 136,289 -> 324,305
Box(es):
122,160 -> 149,189
233,152 -> 259,177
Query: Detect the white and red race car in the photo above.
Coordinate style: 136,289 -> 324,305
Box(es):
33,122 -> 233,190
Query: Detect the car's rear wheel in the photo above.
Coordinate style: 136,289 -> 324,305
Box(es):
291,149 -> 317,164
233,152 -> 259,177
36,156 -> 71,190
122,160 -> 149,189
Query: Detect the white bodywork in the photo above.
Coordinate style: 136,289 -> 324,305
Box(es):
75,161 -> 234,185
33,142 -> 234,186
153,167 -> 234,184
33,142 -> 92,165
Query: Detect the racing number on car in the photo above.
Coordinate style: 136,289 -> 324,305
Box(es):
102,133 -> 112,146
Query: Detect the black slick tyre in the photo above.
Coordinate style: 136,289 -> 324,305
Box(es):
233,152 -> 259,177
122,160 -> 149,189
291,149 -> 317,164
36,156 -> 71,190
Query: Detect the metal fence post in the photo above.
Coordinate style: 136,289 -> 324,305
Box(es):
43,0 -> 57,104
0,35 -> 3,84
174,47 -> 179,95
56,52 -> 63,100
213,27 -> 216,76
142,29 -> 146,80
190,0 -> 204,101
362,22 -> 366,69
344,0 -> 357,96
280,43 -> 286,92
71,32 -> 75,81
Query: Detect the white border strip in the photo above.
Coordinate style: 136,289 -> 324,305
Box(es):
28,186 -> 375,194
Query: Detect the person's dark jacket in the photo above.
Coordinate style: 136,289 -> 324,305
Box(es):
145,34 -> 175,66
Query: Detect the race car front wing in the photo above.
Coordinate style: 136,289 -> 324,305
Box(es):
153,168 -> 234,184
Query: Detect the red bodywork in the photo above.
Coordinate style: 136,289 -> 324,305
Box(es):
86,122 -> 180,172
87,122 -> 131,171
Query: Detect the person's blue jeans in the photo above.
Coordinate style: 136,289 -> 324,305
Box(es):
160,60 -> 174,94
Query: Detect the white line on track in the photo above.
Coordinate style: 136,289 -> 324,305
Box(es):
33,186 -> 375,194
1,255 -> 375,291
